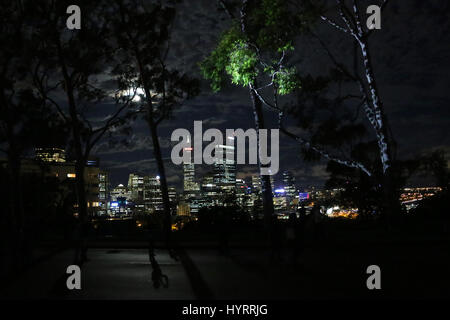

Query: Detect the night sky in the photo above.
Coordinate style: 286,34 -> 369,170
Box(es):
89,0 -> 450,191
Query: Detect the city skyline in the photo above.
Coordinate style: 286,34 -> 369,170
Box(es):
25,145 -> 439,219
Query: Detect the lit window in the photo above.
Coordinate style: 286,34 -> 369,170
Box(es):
67,173 -> 76,178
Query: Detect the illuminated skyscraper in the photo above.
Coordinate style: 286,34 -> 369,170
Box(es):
183,136 -> 199,198
251,175 -> 262,194
251,174 -> 274,194
98,170 -> 110,216
168,187 -> 178,207
183,162 -> 196,192
213,138 -> 236,195
236,178 -> 253,211
111,184 -> 130,201
128,173 -> 144,203
201,173 -> 219,207
283,171 -> 296,198
144,176 -> 163,213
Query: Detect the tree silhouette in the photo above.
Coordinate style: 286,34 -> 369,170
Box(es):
316,0 -> 400,221
110,0 -> 199,249
208,1 -> 404,222
0,0 -> 68,270
30,0 -> 137,263
202,1 -> 376,227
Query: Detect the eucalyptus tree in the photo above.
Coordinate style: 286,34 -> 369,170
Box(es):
318,0 -> 393,174
201,0 -> 310,228
110,0 -> 199,248
202,0 -> 349,235
207,0 -> 404,223
262,0 -> 400,220
311,0 -> 400,219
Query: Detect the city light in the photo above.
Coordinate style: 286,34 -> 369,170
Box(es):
299,192 -> 310,200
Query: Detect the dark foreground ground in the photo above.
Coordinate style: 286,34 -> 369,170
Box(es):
1,218 -> 449,300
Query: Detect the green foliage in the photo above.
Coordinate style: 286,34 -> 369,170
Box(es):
200,26 -> 244,92
274,67 -> 301,95
252,0 -> 297,51
277,42 -> 294,53
200,26 -> 298,93
225,40 -> 259,87
201,1 -> 309,93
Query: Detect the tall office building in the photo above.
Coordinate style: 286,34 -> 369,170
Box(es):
251,175 -> 262,194
98,170 -> 110,216
201,173 -> 219,207
109,184 -> 131,215
176,201 -> 191,216
236,178 -> 252,211
251,174 -> 274,194
283,171 -> 296,198
144,176 -> 163,213
111,184 -> 129,201
213,140 -> 236,195
183,163 -> 197,193
182,136 -> 200,216
128,173 -> 145,204
273,191 -> 288,212
183,136 -> 199,198
168,187 -> 178,207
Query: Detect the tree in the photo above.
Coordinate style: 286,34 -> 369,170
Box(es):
0,0 -> 70,270
110,0 -> 199,249
31,0 -> 137,263
0,0 -> 29,242
209,0 -> 401,223
201,0 -> 306,232
286,70 -> 383,217
317,0 -> 399,220
203,0 -> 374,228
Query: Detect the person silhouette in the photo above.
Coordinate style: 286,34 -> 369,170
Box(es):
148,241 -> 169,289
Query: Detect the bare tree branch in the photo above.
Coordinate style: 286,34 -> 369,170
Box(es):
250,86 -> 373,177
320,15 -> 349,34
280,124 -> 372,177
336,0 -> 356,36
